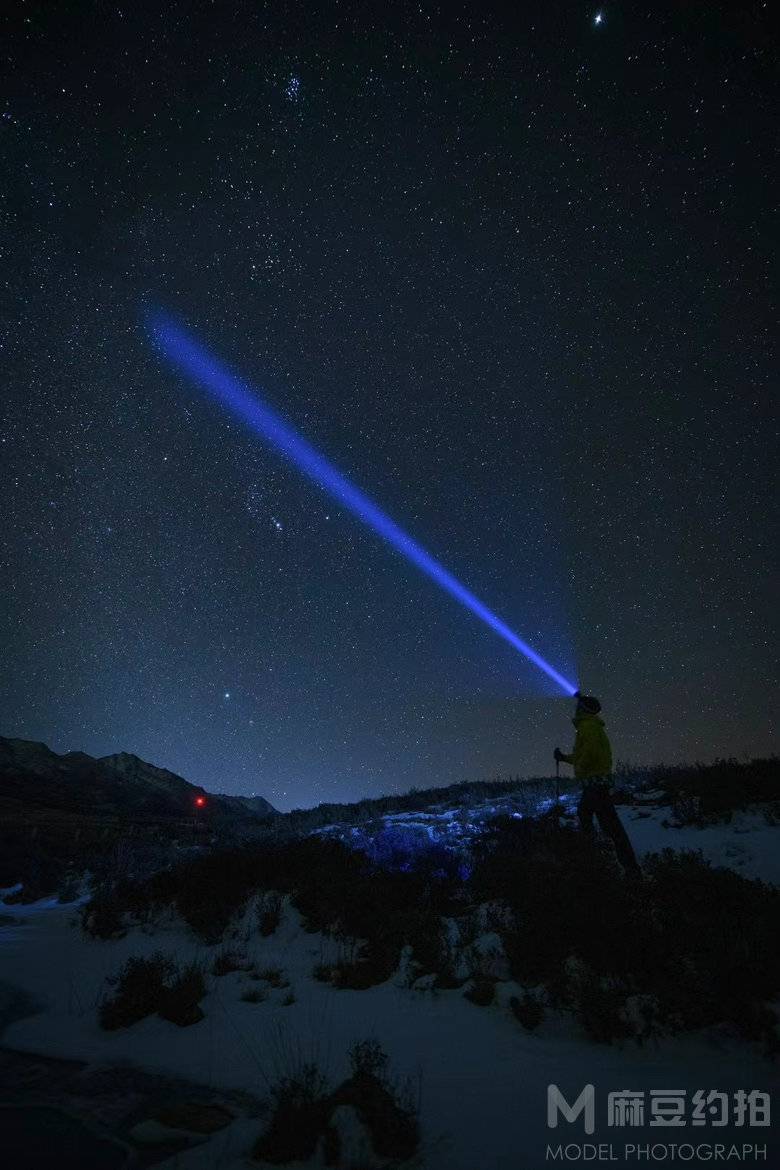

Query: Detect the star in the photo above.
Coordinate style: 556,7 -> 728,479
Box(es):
2,0 -> 773,812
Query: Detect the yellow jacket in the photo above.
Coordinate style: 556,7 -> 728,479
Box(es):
561,713 -> 613,781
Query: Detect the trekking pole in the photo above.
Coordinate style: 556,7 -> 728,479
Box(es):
555,758 -> 560,810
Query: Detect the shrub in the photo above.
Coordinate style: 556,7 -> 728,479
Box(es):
464,975 -> 495,1007
169,845 -> 281,942
405,914 -> 461,988
241,987 -> 267,1004
56,871 -> 81,904
569,964 -> 632,1045
510,990 -> 545,1031
253,1063 -> 333,1164
100,953 -> 174,1030
333,1040 -> 419,1161
212,947 -> 250,976
254,966 -> 288,988
252,1041 -> 419,1165
331,938 -> 399,990
159,963 -> 207,1026
100,953 -> 206,1030
82,834 -> 460,993
473,816 -> 641,987
349,1038 -> 388,1081
179,893 -> 242,945
655,757 -> 780,823
476,819 -> 780,1047
258,891 -> 283,936
641,849 -> 780,1047
82,897 -> 126,940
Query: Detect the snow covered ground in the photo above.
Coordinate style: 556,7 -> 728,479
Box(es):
324,792 -> 780,888
622,804 -> 780,886
1,807 -> 779,1169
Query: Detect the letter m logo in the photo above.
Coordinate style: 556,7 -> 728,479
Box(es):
547,1084 -> 595,1134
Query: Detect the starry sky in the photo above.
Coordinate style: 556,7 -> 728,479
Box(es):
2,2 -> 776,810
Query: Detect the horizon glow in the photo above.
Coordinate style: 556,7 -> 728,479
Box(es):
148,313 -> 578,696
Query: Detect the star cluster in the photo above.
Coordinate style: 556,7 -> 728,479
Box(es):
1,2 -> 775,808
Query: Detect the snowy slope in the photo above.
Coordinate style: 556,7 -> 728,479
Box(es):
1,808 -> 779,1169
319,792 -> 780,887
623,804 -> 780,885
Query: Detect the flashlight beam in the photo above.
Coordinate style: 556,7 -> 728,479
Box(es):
149,314 -> 578,696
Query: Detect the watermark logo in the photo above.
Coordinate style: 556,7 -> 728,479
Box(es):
548,1087 -> 770,1131
546,1086 -> 771,1163
549,1085 -> 596,1134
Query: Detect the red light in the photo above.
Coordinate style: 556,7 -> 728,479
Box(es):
195,795 -> 206,808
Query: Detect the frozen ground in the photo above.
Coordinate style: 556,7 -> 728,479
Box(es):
324,791 -> 780,888
1,807 -> 779,1169
621,803 -> 780,886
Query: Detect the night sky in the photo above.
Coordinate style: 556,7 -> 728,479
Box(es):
2,2 -> 776,810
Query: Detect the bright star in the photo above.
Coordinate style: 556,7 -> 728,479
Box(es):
594,11 -> 604,25
224,691 -> 230,699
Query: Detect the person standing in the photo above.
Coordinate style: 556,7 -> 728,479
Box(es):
554,693 -> 640,875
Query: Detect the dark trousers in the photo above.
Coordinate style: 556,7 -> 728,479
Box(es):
578,784 -> 640,873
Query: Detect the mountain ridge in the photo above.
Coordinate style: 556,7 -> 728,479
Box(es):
0,736 -> 277,820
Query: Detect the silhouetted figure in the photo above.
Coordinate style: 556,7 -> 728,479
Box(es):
555,693 -> 640,876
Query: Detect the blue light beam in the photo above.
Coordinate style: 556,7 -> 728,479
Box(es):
148,314 -> 578,696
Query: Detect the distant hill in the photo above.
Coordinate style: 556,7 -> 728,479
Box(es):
217,792 -> 278,819
0,736 -> 278,898
0,737 -> 277,822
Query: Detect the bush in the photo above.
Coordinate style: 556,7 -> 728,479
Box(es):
100,953 -> 206,1030
349,1038 -> 388,1080
212,947 -> 250,976
159,962 -> 207,1026
241,987 -> 267,1004
100,953 -> 174,1029
82,897 -> 126,940
331,938 -> 399,990
641,849 -> 780,1047
254,966 -> 288,988
472,816 -> 641,988
333,1039 -> 419,1161
258,891 -> 283,936
475,819 -> 780,1047
83,833 -> 461,993
56,871 -> 81,904
252,1041 -> 419,1165
569,964 -> 633,1045
656,757 -> 780,823
510,990 -> 545,1031
405,914 -> 461,988
464,975 -> 495,1007
253,1063 -> 333,1164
